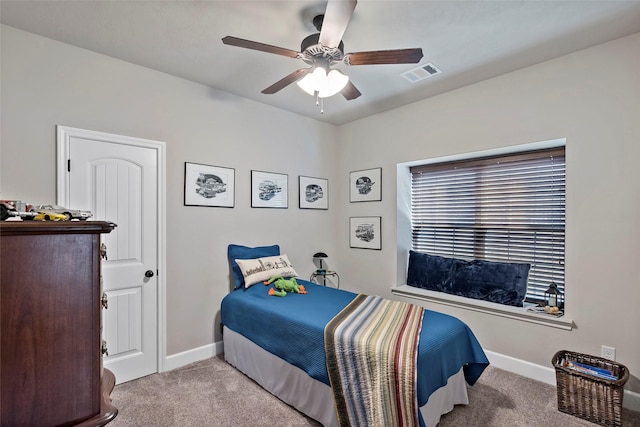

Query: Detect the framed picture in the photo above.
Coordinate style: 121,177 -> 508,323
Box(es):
350,167 -> 382,202
251,170 -> 288,208
299,176 -> 328,210
350,216 -> 382,250
184,162 -> 235,208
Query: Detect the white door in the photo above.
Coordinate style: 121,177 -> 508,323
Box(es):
57,126 -> 163,384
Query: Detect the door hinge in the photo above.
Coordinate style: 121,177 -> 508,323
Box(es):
67,159 -> 71,172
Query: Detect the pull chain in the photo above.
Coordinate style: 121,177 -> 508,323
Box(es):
312,91 -> 325,114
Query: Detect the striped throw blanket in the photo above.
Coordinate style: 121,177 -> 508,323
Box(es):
324,294 -> 425,427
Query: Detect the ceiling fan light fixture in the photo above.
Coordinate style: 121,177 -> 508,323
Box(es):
325,69 -> 349,97
297,67 -> 324,96
297,67 -> 348,98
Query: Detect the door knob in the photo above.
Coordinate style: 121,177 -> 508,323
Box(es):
145,270 -> 155,278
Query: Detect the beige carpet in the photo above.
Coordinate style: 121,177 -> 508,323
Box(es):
110,355 -> 640,426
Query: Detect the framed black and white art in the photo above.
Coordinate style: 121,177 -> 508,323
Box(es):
184,162 -> 235,208
251,170 -> 288,208
349,216 -> 382,250
350,167 -> 381,202
299,176 -> 328,210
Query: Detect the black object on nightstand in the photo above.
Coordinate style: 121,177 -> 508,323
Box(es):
310,252 -> 340,288
310,269 -> 340,288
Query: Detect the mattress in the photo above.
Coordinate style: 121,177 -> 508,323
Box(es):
221,280 -> 488,426
224,326 -> 469,427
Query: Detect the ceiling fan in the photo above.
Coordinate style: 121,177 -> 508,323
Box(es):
222,0 -> 423,103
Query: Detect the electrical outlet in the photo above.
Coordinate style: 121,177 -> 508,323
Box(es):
601,345 -> 616,361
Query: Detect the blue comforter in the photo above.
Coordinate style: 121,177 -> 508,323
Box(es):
221,280 -> 488,413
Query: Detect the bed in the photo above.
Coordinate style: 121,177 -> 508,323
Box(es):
221,245 -> 489,427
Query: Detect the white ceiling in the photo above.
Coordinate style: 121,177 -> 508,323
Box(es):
2,1 -> 640,125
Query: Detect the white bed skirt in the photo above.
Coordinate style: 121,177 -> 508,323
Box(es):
223,326 -> 469,427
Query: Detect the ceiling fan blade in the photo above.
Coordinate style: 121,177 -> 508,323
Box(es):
222,36 -> 300,58
319,0 -> 357,49
344,48 -> 423,65
261,68 -> 311,94
341,81 -> 361,100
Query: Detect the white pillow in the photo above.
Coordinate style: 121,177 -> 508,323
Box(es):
235,254 -> 299,287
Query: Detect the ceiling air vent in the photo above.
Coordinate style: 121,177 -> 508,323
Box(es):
401,62 -> 442,83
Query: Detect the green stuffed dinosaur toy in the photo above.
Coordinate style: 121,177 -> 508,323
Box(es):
264,275 -> 307,297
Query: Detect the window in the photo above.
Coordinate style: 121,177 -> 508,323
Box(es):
410,147 -> 565,304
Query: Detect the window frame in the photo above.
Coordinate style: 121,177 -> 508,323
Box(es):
395,139 -> 571,328
410,146 -> 565,306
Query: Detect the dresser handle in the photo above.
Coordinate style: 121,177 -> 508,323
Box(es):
100,243 -> 108,261
101,292 -> 108,309
101,340 -> 109,356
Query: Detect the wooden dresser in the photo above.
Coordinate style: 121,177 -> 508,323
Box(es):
1,221 -> 118,426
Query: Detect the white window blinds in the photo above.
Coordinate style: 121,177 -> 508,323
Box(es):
410,147 -> 565,302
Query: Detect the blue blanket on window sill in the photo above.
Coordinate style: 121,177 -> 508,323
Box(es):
406,250 -> 530,307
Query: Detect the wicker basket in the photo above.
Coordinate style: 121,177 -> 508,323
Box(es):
552,350 -> 629,426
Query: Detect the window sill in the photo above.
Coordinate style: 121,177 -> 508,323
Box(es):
391,285 -> 573,330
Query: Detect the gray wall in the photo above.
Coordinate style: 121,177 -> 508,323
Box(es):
2,24 -> 639,393
1,25 -> 339,355
336,33 -> 640,391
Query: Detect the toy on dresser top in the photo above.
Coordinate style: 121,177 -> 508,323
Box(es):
0,200 -> 93,221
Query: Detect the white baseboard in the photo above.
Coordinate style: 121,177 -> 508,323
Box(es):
484,349 -> 557,386
627,390 -> 640,413
485,349 -> 640,412
162,340 -> 224,372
